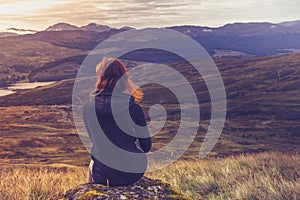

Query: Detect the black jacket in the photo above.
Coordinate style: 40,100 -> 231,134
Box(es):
82,90 -> 152,186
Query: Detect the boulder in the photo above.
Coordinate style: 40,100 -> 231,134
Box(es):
62,177 -> 190,200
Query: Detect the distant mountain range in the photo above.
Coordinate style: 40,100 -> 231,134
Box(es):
1,20 -> 300,58
45,22 -> 115,32
2,22 -> 131,35
168,21 -> 300,57
0,28 -> 37,36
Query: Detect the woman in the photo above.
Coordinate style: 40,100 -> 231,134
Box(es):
83,57 -> 152,186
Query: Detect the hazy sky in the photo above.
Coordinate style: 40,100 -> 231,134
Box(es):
0,0 -> 299,31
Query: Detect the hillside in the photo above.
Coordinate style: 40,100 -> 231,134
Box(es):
0,37 -> 86,87
1,20 -> 300,86
0,25 -> 124,87
0,20 -> 300,166
0,53 -> 299,165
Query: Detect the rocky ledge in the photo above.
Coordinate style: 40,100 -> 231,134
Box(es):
62,177 -> 190,200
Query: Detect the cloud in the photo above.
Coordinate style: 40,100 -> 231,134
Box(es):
0,0 -> 201,30
0,0 -> 23,3
0,0 -> 299,30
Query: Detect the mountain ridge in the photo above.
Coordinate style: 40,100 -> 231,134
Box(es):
41,20 -> 300,34
0,20 -> 298,58
45,22 -> 80,31
2,20 -> 300,35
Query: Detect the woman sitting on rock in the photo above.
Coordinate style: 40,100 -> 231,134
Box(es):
83,57 -> 152,186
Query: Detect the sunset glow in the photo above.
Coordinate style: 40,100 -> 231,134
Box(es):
0,0 -> 299,31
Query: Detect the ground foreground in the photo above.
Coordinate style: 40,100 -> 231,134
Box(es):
0,152 -> 299,200
62,177 -> 190,200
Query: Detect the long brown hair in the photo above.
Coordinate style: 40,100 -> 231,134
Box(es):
95,57 -> 143,101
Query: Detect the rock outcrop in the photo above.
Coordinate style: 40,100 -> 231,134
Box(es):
62,177 -> 190,200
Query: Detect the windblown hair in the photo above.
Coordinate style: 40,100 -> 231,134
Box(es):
95,57 -> 143,101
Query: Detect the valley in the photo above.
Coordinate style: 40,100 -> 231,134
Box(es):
0,53 -> 299,166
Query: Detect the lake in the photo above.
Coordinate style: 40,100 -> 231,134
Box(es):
0,81 -> 56,97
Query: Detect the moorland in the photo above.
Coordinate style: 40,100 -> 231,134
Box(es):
0,22 -> 299,199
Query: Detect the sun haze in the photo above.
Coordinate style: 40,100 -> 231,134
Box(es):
0,0 -> 299,31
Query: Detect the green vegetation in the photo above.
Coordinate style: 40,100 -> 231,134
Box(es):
0,105 -> 89,166
0,37 -> 86,87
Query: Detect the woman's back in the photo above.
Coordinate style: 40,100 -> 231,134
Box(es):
83,89 -> 152,186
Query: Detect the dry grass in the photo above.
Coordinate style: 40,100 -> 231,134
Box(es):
0,152 -> 299,200
147,152 -> 300,200
0,164 -> 87,200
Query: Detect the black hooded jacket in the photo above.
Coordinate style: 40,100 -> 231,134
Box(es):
82,90 -> 152,186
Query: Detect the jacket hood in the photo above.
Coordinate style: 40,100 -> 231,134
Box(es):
93,91 -> 135,116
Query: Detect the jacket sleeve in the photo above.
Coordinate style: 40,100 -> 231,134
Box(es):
82,102 -> 97,147
82,103 -> 92,141
131,104 -> 152,153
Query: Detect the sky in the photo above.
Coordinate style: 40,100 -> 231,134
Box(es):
0,0 -> 300,31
